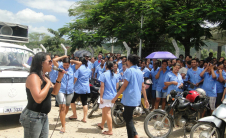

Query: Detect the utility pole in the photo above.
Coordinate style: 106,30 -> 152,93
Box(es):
139,15 -> 143,58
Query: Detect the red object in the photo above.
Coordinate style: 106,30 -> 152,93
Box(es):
89,84 -> 93,87
98,60 -> 101,63
186,90 -> 200,103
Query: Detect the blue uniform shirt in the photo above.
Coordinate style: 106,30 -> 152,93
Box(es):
94,60 -> 101,69
215,72 -> 224,93
95,65 -> 105,79
156,70 -> 170,92
150,68 -> 159,90
74,65 -> 92,94
99,70 -> 119,100
119,69 -> 127,81
59,64 -> 76,94
121,65 -> 144,107
140,67 -> 151,78
202,71 -> 217,97
164,71 -> 183,95
114,72 -> 122,81
186,68 -> 203,90
118,62 -> 123,70
149,64 -> 153,69
49,65 -> 58,83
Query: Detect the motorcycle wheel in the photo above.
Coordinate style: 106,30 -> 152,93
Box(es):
190,122 -> 220,138
111,102 -> 126,127
88,102 -> 99,118
144,112 -> 173,138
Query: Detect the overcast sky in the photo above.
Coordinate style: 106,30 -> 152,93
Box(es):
0,0 -> 78,35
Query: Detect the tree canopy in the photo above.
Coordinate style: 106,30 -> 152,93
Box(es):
65,0 -> 226,57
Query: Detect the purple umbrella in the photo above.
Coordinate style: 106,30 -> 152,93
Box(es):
146,51 -> 177,59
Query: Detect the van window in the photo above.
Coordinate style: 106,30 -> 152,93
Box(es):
0,47 -> 34,68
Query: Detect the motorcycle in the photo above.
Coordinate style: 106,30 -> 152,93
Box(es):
190,99 -> 226,138
111,78 -> 152,127
88,80 -> 125,118
87,79 -> 100,118
144,90 -> 209,138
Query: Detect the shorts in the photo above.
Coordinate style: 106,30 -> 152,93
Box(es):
71,93 -> 88,106
99,99 -> 114,109
151,90 -> 156,99
209,97 -> 216,110
56,92 -> 74,106
216,93 -> 223,105
156,90 -> 167,98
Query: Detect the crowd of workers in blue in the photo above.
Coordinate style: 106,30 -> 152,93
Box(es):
47,51 -> 226,137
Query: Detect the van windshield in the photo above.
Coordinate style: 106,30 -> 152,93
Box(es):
0,46 -> 34,69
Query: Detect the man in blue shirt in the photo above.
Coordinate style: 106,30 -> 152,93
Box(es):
119,63 -> 127,81
84,54 -> 94,79
200,63 -> 217,113
93,53 -> 103,75
146,59 -> 153,71
187,59 -> 203,90
155,60 -> 170,110
118,56 -> 127,70
95,59 -> 105,79
114,53 -> 122,63
150,61 -> 159,110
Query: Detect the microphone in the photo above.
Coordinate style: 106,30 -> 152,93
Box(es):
52,66 -> 68,74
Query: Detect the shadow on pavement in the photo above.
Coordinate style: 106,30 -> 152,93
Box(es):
76,128 -> 101,134
0,114 -> 21,130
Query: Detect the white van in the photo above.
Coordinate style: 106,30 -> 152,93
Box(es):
0,42 -> 34,115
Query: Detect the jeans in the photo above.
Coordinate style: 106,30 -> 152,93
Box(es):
123,106 -> 137,138
19,108 -> 49,138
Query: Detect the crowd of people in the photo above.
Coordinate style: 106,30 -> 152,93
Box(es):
19,51 -> 226,138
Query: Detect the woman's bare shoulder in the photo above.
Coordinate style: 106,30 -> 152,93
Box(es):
26,74 -> 41,88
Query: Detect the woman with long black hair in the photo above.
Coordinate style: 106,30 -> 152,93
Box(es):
19,52 -> 66,138
112,54 -> 149,138
70,57 -> 92,123
97,61 -> 119,135
53,55 -> 82,133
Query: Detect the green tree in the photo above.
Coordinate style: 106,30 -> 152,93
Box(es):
67,0 -> 226,57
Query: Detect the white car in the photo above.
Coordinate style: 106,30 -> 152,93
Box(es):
0,42 -> 34,115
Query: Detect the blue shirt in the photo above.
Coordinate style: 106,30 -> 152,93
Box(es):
49,65 -> 58,83
118,62 -> 123,70
74,65 -> 92,94
186,68 -> 203,90
94,60 -> 101,69
149,64 -> 153,69
59,64 -> 76,94
150,68 -> 159,90
156,70 -> 170,92
202,71 -> 217,97
140,67 -> 151,78
114,59 -> 122,63
99,70 -> 119,100
215,72 -> 224,93
164,71 -> 183,95
95,65 -> 105,79
167,66 -> 172,71
88,61 -> 94,70
114,72 -> 122,81
119,69 -> 127,81
121,65 -> 144,107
